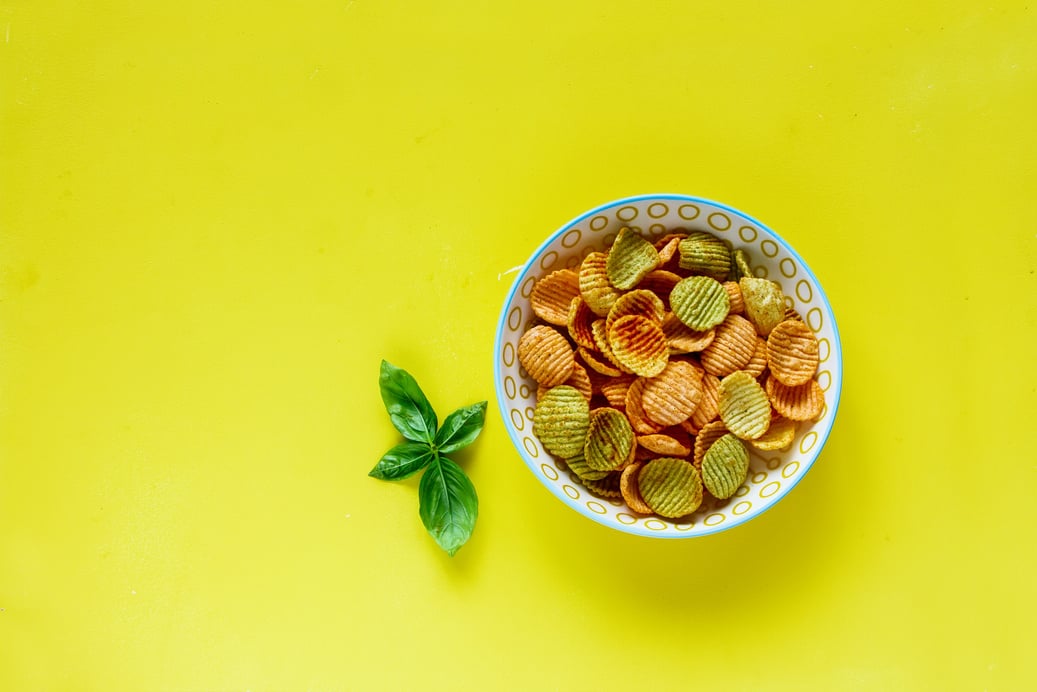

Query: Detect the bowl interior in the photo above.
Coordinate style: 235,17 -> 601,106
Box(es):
495,194 -> 842,537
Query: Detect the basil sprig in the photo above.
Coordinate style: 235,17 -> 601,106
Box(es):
370,361 -> 485,556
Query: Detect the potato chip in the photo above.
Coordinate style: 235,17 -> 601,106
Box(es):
669,276 -> 730,331
607,315 -> 669,377
743,337 -> 769,378
579,251 -> 622,316
638,270 -> 682,302
767,319 -> 820,386
637,433 -> 691,457
784,305 -> 803,322
731,248 -> 754,280
718,370 -> 772,440
599,374 -> 636,408
605,289 -> 665,336
530,269 -> 581,326
749,416 -> 797,452
766,376 -> 825,421
678,231 -> 731,281
723,281 -> 745,314
620,462 -> 654,514
578,345 -> 623,377
624,377 -> 666,434
584,407 -> 636,471
539,362 -> 593,402
532,385 -> 590,458
701,433 -> 750,499
567,296 -> 598,350
606,227 -> 661,290
740,277 -> 786,336
654,232 -> 688,250
662,312 -> 716,354
700,314 -> 757,377
640,360 -> 703,426
654,236 -> 682,265
638,458 -> 703,518
564,452 -> 609,481
518,324 -> 575,386
692,419 -> 729,469
689,372 -> 722,431
591,319 -> 634,374
580,471 -> 623,499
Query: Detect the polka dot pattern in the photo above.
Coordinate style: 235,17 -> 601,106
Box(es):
494,195 -> 842,538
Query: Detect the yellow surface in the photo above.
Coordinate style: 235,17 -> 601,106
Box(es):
2,1 -> 1035,689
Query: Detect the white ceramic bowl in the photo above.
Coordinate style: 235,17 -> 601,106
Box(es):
494,194 -> 842,537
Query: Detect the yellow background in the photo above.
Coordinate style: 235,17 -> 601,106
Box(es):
2,1 -> 1035,689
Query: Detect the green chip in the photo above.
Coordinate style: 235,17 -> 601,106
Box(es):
607,227 -> 660,290
637,457 -> 703,518
564,452 -> 609,481
730,248 -> 754,280
670,276 -> 730,331
584,407 -> 635,471
701,433 -> 750,499
532,385 -> 590,459
678,231 -> 731,281
580,471 -> 623,499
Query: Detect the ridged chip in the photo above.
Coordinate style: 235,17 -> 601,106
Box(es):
606,227 -> 661,290
620,462 -> 654,514
591,319 -> 634,374
578,345 -> 623,377
637,433 -> 691,457
579,251 -> 622,316
670,276 -> 730,331
584,407 -> 636,471
731,248 -> 754,280
750,416 -> 797,451
678,231 -> 732,281
580,471 -> 623,499
767,319 -> 820,386
638,458 -> 703,518
607,315 -> 669,377
532,385 -> 590,459
655,236 -> 682,265
567,297 -> 598,350
743,337 -> 770,378
701,433 -> 750,499
518,325 -> 575,386
766,376 -> 825,421
624,377 -> 665,434
640,359 -> 703,426
722,281 -> 745,314
564,452 -> 609,481
531,269 -> 581,326
784,305 -> 803,322
539,362 -> 593,402
692,419 -> 729,469
718,370 -> 772,440
599,374 -> 636,408
638,270 -> 682,302
662,312 -> 716,354
689,372 -> 722,431
605,289 -> 665,335
700,314 -> 757,377
740,277 -> 786,336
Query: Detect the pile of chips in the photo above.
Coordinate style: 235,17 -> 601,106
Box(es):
519,227 -> 825,519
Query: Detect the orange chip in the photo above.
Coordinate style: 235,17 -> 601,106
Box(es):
638,270 -> 682,302
605,289 -> 665,336
599,374 -> 636,408
749,416 -> 797,452
767,319 -> 820,386
591,319 -> 634,374
640,360 -> 703,427
699,314 -> 757,377
578,345 -> 624,377
517,325 -> 575,386
620,461 -> 654,514
654,232 -> 688,249
538,362 -> 593,402
722,281 -> 745,314
662,312 -> 716,354
530,269 -> 581,326
766,376 -> 825,421
785,305 -> 804,322
692,419 -> 729,469
637,433 -> 692,457
655,236 -> 682,265
624,377 -> 666,434
567,297 -> 598,350
579,251 -> 622,317
743,337 -> 769,378
689,372 -> 722,430
607,315 -> 669,378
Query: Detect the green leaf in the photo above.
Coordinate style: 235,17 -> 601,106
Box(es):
379,360 -> 438,444
369,443 -> 435,481
434,401 -> 488,454
418,456 -> 478,556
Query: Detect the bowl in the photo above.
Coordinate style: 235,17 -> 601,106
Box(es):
494,194 -> 842,537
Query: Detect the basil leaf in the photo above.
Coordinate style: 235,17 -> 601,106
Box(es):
434,401 -> 488,453
369,443 -> 435,481
418,456 -> 478,556
379,360 -> 438,444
